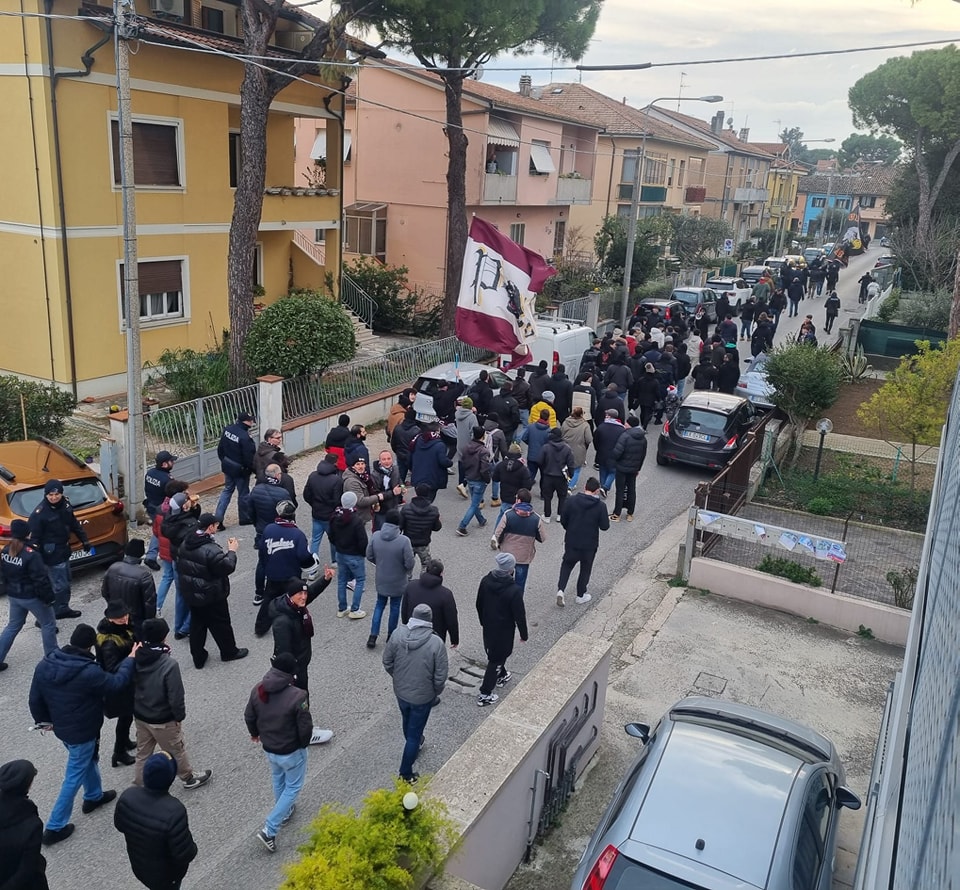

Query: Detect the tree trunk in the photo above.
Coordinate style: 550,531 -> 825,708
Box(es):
787,417 -> 807,469
439,70 -> 468,338
950,242 -> 960,339
914,129 -> 933,249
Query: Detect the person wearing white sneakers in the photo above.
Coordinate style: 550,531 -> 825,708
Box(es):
327,491 -> 368,619
555,477 -> 609,607
475,552 -> 528,706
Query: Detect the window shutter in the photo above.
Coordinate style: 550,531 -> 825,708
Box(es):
120,260 -> 182,297
111,121 -> 180,186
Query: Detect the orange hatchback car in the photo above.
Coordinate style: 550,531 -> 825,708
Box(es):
0,438 -> 127,569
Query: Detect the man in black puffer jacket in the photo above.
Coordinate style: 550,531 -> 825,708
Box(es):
100,539 -> 157,635
302,452 -> 342,564
398,483 -> 442,568
610,416 -> 647,522
400,559 -> 459,646
176,515 -> 247,670
115,751 -> 197,890
0,759 -> 48,889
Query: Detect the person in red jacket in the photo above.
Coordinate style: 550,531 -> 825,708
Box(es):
324,414 -> 352,471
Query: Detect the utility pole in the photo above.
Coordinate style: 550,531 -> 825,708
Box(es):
114,0 -> 143,524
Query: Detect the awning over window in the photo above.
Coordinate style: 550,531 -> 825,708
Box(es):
529,142 -> 556,174
310,130 -> 352,160
487,117 -> 520,149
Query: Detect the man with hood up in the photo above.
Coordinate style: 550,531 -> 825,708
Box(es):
538,427 -> 575,523
409,422 -> 453,501
475,552 -> 528,707
398,483 -> 442,569
302,451 -> 343,565
528,390 -> 558,429
27,477 -> 91,619
245,653 -> 322,854
491,443 -> 533,526
0,759 -> 47,888
100,539 -> 157,636
29,623 -> 137,845
382,603 -> 449,783
365,509 -> 415,649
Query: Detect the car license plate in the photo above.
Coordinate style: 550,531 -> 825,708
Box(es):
415,411 -> 435,423
69,549 -> 90,562
681,431 -> 710,442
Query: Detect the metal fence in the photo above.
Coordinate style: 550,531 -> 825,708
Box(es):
555,295 -> 590,324
340,272 -> 378,329
142,384 -> 258,483
281,336 -> 493,423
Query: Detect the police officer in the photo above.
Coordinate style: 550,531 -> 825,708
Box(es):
143,450 -> 177,570
0,519 -> 58,671
215,412 -> 257,528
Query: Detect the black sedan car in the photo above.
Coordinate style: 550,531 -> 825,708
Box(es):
656,391 -> 759,469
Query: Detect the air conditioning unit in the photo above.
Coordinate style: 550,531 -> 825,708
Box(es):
275,30 -> 313,51
150,0 -> 185,18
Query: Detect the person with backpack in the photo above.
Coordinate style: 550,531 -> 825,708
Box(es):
491,489 -> 545,594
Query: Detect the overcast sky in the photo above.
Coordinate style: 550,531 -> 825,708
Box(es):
303,0 -> 960,147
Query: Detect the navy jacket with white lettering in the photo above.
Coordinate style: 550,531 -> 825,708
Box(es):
259,520 -> 313,583
217,422 -> 255,477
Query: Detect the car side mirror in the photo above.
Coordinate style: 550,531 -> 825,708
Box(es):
624,722 -> 650,743
836,786 -> 861,811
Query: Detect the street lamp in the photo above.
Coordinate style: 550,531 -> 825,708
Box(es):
620,95 -> 723,330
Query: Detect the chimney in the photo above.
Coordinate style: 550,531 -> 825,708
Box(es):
710,111 -> 724,134
519,75 -> 532,98
738,127 -> 749,142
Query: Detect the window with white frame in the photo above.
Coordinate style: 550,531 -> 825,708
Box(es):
119,259 -> 187,326
860,196 -> 877,208
643,153 -> 667,185
110,117 -> 183,188
834,197 -> 851,210
811,197 -> 826,208
509,223 -> 526,245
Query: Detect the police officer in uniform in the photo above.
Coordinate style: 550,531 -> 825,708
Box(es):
214,412 -> 257,528
143,450 -> 177,570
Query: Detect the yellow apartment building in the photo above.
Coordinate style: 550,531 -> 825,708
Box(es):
1,0 -> 352,396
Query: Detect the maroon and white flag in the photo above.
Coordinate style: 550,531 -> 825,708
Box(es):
455,217 -> 554,365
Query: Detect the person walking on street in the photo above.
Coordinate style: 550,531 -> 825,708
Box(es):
787,277 -> 804,318
610,416 -> 647,522
95,600 -> 138,768
409,423 -> 453,502
716,353 -> 740,394
132,618 -> 211,792
0,759 -> 48,889
159,491 -> 200,641
154,480 -> 188,625
143,451 -> 177,570
255,501 -> 315,638
302,452 -> 342,565
29,623 -> 137,846
739,298 -> 756,340
751,313 -> 775,357
561,407 -> 593,491
27,478 -> 91,619
390,410 -> 420,484
556,477 -> 610,607
489,381 -> 521,442
538,428 -> 575,522
245,653 -> 323,854
0,519 -> 57,671
454,397 -> 480,495
528,390 -> 558,429
549,365 -> 574,424
455,426 -> 491,537
114,751 -> 198,890
214,412 -> 256,528
100,539 -> 157,636
769,288 -> 787,328
491,443 -> 533,526
491,489 -> 545,594
176,514 -> 248,669
327,492 -> 369,619
593,410 -> 625,496
520,409 -> 552,483
250,464 -> 292,608
324,414 -> 352,471
475,553 -> 528,707
858,271 -> 874,304
382,603 -> 449,783
365,509 -> 415,649
271,576 -> 336,712
511,369 -> 532,435
824,291 -> 841,334
399,483 -> 442,569
400,560 -> 459,647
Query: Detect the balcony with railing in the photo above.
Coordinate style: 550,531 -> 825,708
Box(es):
261,186 -> 340,228
483,174 -> 518,204
554,176 -> 592,204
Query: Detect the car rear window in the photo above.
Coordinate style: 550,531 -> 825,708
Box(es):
672,290 -> 699,307
675,408 -> 730,437
9,479 -> 107,516
603,854 -> 710,889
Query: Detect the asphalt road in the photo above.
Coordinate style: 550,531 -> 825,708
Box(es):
0,246 -> 882,890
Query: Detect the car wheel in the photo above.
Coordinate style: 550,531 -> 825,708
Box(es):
656,452 -> 668,466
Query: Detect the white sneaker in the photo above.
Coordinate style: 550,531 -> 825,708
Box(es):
556,590 -> 565,607
575,594 -> 592,605
348,610 -> 367,619
456,483 -> 468,499
310,727 -> 333,745
337,609 -> 350,618
346,579 -> 356,591
542,516 -> 550,524
490,536 -> 499,550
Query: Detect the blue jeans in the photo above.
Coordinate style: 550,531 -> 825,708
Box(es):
48,738 -> 102,831
458,481 -> 488,530
676,379 -> 686,398
156,559 -> 176,611
310,519 -> 337,565
336,554 -> 365,612
491,480 -> 500,501
46,562 -> 71,614
263,748 -> 307,837
600,468 -> 616,492
740,320 -> 752,338
397,698 -> 432,780
157,561 -> 190,635
495,503 -> 511,527
514,563 -> 530,594
568,466 -> 581,490
0,596 -> 58,661
215,473 -> 251,524
371,595 -> 402,637
514,410 -> 530,440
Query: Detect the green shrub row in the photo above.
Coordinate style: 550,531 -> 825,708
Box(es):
756,555 -> 822,587
0,376 -> 76,442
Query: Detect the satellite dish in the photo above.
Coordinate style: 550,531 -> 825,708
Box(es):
726,116 -> 733,127
470,64 -> 484,80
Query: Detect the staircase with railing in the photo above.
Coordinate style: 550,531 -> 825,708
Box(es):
340,272 -> 378,331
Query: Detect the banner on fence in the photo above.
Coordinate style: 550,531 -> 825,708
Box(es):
696,510 -> 847,563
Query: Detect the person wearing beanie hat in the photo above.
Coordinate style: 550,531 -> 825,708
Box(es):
475,547 -> 528,706
29,622 -> 139,845
528,390 -> 558,429
100,538 -> 157,636
159,487 -> 200,642
115,750 -> 198,889
27,477 -> 91,620
95,601 -> 138,767
214,411 -> 257,529
132,618 -> 212,793
398,483 -> 442,570
364,507 -> 415,649
455,423 -> 492,537
454,394 -> 480,498
0,519 -> 58,672
328,486 -> 369,618
0,758 -> 47,889
491,488 -> 546,594
245,651 -> 326,853
270,566 -> 334,695
382,597 -> 449,783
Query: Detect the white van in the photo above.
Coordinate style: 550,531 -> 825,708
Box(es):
499,318 -> 595,374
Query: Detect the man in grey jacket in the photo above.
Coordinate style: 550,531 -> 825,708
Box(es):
382,603 -> 448,783
365,509 -> 415,650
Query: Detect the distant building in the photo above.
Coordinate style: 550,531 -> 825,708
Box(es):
794,167 -> 898,242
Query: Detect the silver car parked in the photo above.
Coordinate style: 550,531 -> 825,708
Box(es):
571,697 -> 861,890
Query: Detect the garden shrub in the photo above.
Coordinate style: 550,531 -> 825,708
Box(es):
756,555 -> 822,587
632,278 -> 674,303
0,376 -> 76,442
151,334 -> 230,401
805,497 -> 836,515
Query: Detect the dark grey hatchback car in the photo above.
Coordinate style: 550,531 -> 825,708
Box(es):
570,697 -> 861,890
656,391 -> 760,470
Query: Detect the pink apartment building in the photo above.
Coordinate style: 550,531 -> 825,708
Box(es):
294,61 -> 600,296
